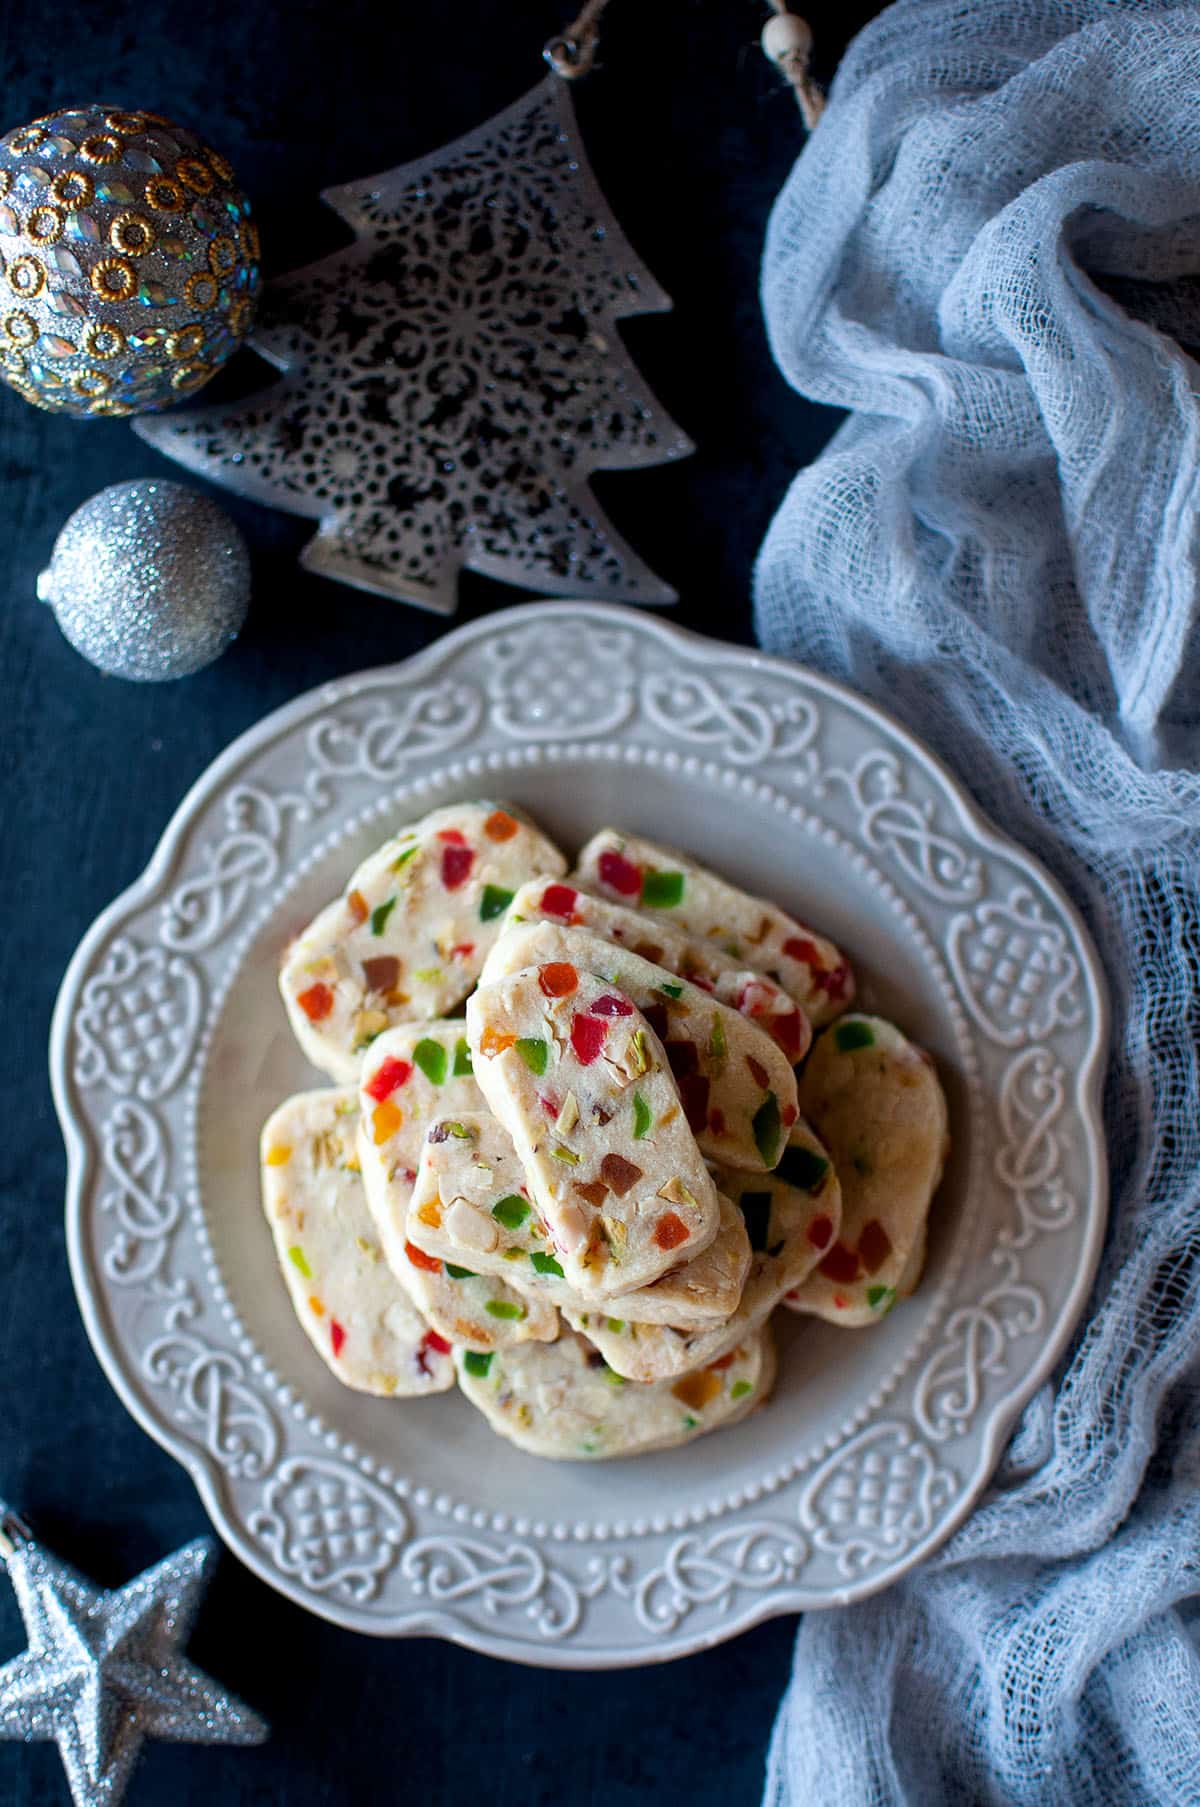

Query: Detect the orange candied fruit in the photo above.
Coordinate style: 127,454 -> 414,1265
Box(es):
654,1211 -> 689,1251
539,961 -> 578,998
672,1369 -> 721,1411
297,982 -> 334,1022
484,809 -> 519,841
346,888 -> 368,925
405,1240 -> 441,1274
479,1025 -> 517,1057
372,1099 -> 403,1145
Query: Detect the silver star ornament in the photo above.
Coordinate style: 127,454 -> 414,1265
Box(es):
0,1506 -> 267,1806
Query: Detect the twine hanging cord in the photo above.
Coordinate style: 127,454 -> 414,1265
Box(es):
544,0 -> 610,79
545,0 -> 824,132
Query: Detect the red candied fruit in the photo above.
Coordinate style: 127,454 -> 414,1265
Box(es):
365,1056 -> 413,1102
857,1219 -> 893,1274
806,1214 -> 834,1250
540,883 -> 580,919
818,961 -> 853,1002
772,1009 -> 807,1060
441,844 -> 475,890
591,993 -> 634,1018
330,1320 -> 346,1357
818,1241 -> 860,1284
678,1073 -> 710,1133
597,848 -> 642,898
570,1014 -> 607,1064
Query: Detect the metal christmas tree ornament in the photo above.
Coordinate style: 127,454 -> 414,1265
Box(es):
38,479 -> 251,680
0,1505 -> 267,1807
137,68 -> 692,614
0,105 -> 260,417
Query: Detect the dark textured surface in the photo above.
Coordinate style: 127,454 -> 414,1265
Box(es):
0,3 -> 877,1800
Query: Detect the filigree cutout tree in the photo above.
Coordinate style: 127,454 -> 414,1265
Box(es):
137,76 -> 692,614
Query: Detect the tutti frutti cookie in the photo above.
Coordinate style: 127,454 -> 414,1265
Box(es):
480,922 -> 800,1172
500,877 -> 811,1062
280,802 -> 565,1082
574,828 -> 854,1026
785,1016 -> 950,1326
404,1110 -> 751,1326
259,1088 -> 454,1396
354,1149 -> 559,1355
568,1119 -> 843,1382
453,1323 -> 776,1460
467,965 -> 722,1297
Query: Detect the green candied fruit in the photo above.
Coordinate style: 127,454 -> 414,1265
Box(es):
287,1245 -> 312,1279
681,1413 -> 699,1430
642,870 -> 685,909
463,1350 -> 493,1377
602,1366 -> 626,1388
730,1379 -> 753,1400
658,981 -> 684,999
412,965 -> 442,983
604,1317 -> 626,1333
516,1037 -> 549,1075
752,1091 -> 783,1166
485,1299 -> 525,1321
632,1093 -> 652,1139
413,1038 -> 449,1085
867,1285 -> 897,1314
835,1019 -> 876,1052
391,842 -> 420,873
530,1251 -> 564,1277
445,1263 -> 476,1280
370,896 -> 397,937
480,884 -> 514,922
777,1144 -> 830,1192
491,1194 -> 530,1231
708,1016 -> 727,1063
551,1143 -> 580,1166
452,1037 -> 474,1077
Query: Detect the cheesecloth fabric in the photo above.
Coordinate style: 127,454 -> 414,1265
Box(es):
755,4 -> 1200,1801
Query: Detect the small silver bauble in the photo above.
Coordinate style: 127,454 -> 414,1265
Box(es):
0,104 -> 259,417
38,479 -> 251,680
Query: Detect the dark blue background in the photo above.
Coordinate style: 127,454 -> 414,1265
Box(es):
1,3 -> 877,1799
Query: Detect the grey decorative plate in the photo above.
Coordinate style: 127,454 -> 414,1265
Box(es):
52,602 -> 1108,1667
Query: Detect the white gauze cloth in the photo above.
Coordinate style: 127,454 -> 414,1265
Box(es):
755,3 -> 1200,1803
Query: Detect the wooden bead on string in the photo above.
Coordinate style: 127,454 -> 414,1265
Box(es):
761,5 -> 824,130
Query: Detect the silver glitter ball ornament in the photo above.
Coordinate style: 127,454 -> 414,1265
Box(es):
38,479 -> 251,679
0,104 -> 259,417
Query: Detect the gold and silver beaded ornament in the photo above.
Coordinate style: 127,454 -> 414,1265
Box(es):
0,105 -> 260,417
136,73 -> 693,614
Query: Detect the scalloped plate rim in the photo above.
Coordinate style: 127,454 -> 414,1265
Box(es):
50,599 -> 1110,1665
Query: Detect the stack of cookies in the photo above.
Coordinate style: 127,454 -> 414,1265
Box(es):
261,804 -> 949,1461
